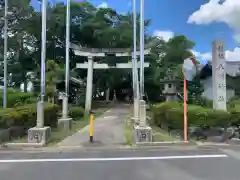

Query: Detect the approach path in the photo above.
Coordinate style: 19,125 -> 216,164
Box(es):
58,103 -> 131,147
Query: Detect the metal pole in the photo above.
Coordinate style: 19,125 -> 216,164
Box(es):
65,0 -> 70,95
62,0 -> 70,119
3,0 -> 8,108
132,0 -> 139,118
40,0 -> 47,102
139,0 -> 144,100
36,0 -> 47,128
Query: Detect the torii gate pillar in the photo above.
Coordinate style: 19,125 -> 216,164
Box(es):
85,56 -> 93,115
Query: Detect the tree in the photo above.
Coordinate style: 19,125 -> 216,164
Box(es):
187,76 -> 204,104
45,60 -> 63,103
0,0 -> 198,104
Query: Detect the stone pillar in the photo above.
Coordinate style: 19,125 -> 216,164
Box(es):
85,56 -> 93,116
113,90 -> 117,102
131,55 -> 140,123
139,100 -> 146,126
62,95 -> 68,119
212,40 -> 227,111
134,100 -> 152,143
58,95 -> 72,132
28,101 -> 51,145
106,88 -> 110,102
36,101 -> 44,128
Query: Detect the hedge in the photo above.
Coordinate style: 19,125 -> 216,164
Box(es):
0,103 -> 60,129
0,89 -> 37,108
69,106 -> 84,119
152,102 -> 240,130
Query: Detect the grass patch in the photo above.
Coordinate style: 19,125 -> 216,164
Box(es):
8,107 -> 108,146
124,118 -> 134,146
146,111 -> 179,142
152,125 -> 180,142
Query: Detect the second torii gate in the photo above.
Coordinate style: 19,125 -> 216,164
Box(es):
71,44 -> 150,116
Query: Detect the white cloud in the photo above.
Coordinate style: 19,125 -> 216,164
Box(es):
187,0 -> 240,42
226,47 -> 240,61
191,50 -> 212,61
97,2 -> 108,9
192,47 -> 240,61
153,30 -> 174,41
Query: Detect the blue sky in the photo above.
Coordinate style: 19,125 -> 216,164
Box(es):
31,0 -> 240,61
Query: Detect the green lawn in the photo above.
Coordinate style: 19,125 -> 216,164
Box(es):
124,119 -> 133,146
146,111 -> 179,142
152,125 -> 179,142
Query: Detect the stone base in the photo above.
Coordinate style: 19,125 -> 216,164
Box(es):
28,126 -> 51,144
134,125 -> 152,143
58,118 -> 72,132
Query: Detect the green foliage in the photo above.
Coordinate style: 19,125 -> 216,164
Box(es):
197,97 -> 213,108
187,77 -> 204,103
152,102 -> 240,130
45,59 -> 63,99
1,0 -> 198,103
69,106 -> 84,119
0,103 -> 60,128
0,89 -> 36,108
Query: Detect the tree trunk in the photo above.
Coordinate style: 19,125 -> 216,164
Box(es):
23,79 -> 28,92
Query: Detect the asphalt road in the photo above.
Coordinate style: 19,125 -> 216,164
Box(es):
0,148 -> 239,180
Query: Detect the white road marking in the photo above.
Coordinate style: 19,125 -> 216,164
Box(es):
0,154 -> 227,163
103,116 -> 116,119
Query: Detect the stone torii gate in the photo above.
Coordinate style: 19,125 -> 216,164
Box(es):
71,44 -> 151,116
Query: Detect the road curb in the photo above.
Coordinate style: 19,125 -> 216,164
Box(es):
0,142 -> 218,154
135,141 -> 191,146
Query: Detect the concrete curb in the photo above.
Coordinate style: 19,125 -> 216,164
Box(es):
136,141 -> 190,146
196,141 -> 240,147
1,141 -> 239,153
2,142 -> 45,149
0,144 -> 215,154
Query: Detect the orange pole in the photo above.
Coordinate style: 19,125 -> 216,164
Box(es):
183,79 -> 188,142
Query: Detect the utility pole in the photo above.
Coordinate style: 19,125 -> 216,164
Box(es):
139,0 -> 145,100
3,0 -> 8,108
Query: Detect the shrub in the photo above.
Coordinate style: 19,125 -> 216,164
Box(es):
69,106 -> 84,119
152,101 -> 237,130
0,89 -> 37,108
0,103 -> 60,128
